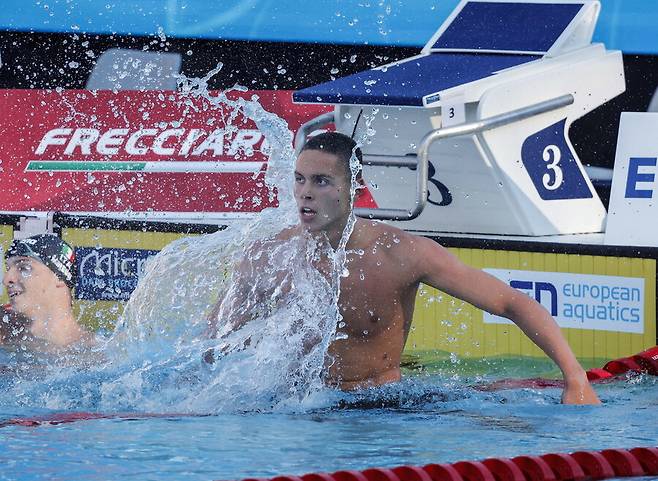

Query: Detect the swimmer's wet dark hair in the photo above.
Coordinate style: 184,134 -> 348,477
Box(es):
300,132 -> 363,179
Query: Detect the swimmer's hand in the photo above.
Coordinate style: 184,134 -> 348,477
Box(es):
561,371 -> 601,405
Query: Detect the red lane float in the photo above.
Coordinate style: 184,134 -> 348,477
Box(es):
245,446 -> 658,481
480,346 -> 658,391
512,456 -> 557,481
592,346 -> 658,380
570,451 -> 615,479
540,453 -> 585,481
629,447 -> 658,475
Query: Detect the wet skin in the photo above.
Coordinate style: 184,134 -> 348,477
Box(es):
3,257 -> 61,320
292,149 -> 600,404
2,256 -> 92,350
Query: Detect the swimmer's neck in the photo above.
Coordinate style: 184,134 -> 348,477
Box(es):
28,307 -> 85,348
307,216 -> 364,251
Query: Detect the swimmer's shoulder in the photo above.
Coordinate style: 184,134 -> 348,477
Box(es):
234,227 -> 304,270
274,225 -> 302,242
0,306 -> 32,346
239,226 -> 301,258
356,219 -> 438,253
356,220 -> 450,274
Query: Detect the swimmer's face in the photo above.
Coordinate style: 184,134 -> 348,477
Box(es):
2,256 -> 62,319
294,149 -> 353,234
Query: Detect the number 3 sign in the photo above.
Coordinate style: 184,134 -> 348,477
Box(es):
441,95 -> 465,127
521,119 -> 592,200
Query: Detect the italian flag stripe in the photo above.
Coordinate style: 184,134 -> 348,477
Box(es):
27,161 -> 146,171
25,161 -> 266,173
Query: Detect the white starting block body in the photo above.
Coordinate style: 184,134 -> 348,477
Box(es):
293,0 -> 625,236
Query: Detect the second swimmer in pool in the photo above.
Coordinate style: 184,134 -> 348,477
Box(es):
1,234 -> 94,355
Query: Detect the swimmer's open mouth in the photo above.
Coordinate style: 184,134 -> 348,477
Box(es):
7,289 -> 22,299
300,207 -> 317,218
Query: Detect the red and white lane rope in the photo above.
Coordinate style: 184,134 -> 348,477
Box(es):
479,345 -> 658,391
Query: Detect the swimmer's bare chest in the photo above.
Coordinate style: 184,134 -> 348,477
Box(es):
338,258 -> 415,338
325,247 -> 420,386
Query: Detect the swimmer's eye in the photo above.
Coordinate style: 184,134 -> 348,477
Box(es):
15,261 -> 33,277
315,176 -> 330,186
294,174 -> 304,184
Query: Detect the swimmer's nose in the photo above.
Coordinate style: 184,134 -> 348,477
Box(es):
2,267 -> 15,288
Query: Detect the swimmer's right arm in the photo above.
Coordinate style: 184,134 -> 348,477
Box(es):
203,259 -> 255,363
205,244 -> 267,338
203,259 -> 264,363
411,236 -> 600,405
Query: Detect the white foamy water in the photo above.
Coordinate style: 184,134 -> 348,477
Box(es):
1,67 -> 367,414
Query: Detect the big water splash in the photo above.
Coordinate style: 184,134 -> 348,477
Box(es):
0,67 -> 368,414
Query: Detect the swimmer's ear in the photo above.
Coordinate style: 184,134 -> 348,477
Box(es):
354,177 -> 366,197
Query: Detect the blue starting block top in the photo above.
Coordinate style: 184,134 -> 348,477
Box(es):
293,1 -> 587,107
293,53 -> 540,107
431,2 -> 584,53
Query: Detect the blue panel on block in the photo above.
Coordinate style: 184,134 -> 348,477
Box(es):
521,118 -> 593,200
293,53 -> 539,106
432,2 -> 584,52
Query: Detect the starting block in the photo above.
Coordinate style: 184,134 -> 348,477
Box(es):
294,0 -> 625,236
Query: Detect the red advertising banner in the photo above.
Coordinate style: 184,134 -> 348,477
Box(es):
0,89 -> 336,215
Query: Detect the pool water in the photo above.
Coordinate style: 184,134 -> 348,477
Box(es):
1,364 -> 657,481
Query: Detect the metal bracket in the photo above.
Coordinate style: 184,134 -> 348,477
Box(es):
294,112 -> 336,154
14,213 -> 55,239
355,94 -> 575,221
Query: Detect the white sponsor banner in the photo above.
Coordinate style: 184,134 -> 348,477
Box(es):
483,269 -> 645,334
606,112 -> 658,247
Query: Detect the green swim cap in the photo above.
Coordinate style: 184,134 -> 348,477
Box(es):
5,234 -> 77,289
